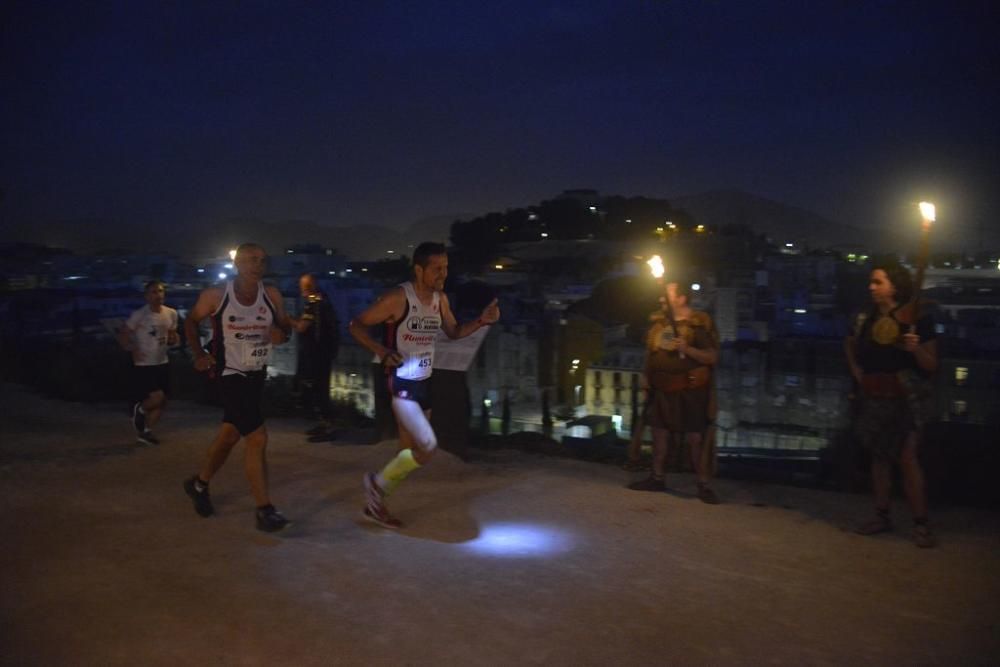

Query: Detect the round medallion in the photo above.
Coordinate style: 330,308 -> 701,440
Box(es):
871,316 -> 900,345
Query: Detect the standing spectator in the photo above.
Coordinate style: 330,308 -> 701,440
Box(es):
845,263 -> 938,547
292,273 -> 340,438
118,280 -> 178,445
627,281 -> 720,504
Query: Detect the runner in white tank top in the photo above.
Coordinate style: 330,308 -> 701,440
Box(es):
183,243 -> 295,533
211,280 -> 279,376
390,281 -> 441,381
349,242 -> 500,528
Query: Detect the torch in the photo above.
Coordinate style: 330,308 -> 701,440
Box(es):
647,254 -> 683,357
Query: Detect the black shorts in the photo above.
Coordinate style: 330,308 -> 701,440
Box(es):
220,371 -> 266,436
133,364 -> 170,402
388,375 -> 432,411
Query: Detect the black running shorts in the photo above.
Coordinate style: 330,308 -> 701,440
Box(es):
388,375 -> 432,411
132,363 -> 170,402
219,371 -> 267,436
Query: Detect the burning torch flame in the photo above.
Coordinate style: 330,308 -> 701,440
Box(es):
646,255 -> 664,279
918,202 -> 936,223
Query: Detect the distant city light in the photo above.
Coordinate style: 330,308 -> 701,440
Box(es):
611,415 -> 623,431
286,249 -> 294,254
218,272 -> 227,280
571,359 -> 580,366
691,283 -> 701,291
484,398 -> 492,408
785,242 -> 794,247
625,218 -> 632,224
589,206 -> 597,212
696,224 -> 706,232
387,250 -> 395,254
197,268 -> 205,273
540,232 -> 548,238
494,264 -> 504,270
361,268 -> 368,272
794,308 -> 807,314
228,249 -> 237,261
346,268 -> 353,273
224,263 -> 233,269
63,275 -> 86,281
328,271 -> 335,275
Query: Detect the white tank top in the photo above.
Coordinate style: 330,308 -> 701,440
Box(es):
390,282 -> 441,381
211,281 -> 277,376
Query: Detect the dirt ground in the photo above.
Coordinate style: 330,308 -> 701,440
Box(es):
2,383 -> 998,666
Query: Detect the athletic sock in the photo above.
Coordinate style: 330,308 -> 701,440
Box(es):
194,478 -> 209,493
376,449 -> 421,496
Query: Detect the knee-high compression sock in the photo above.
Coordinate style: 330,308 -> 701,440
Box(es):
376,449 -> 421,496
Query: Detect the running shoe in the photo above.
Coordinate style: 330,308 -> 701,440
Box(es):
183,476 -> 214,517
256,506 -> 292,533
132,402 -> 146,434
621,459 -> 650,472
137,430 -> 159,446
363,472 -> 402,528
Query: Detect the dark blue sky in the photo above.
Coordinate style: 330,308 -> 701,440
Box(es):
3,1 -> 997,242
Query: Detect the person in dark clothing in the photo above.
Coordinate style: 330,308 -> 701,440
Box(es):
845,262 -> 938,548
292,273 -> 340,436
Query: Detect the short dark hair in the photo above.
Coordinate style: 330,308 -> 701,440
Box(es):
235,242 -> 266,259
874,261 -> 914,305
143,280 -> 165,292
412,242 -> 446,269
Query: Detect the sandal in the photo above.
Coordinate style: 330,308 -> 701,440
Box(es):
855,514 -> 893,535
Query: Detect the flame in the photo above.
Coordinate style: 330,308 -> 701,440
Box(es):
918,201 -> 936,223
646,255 -> 664,279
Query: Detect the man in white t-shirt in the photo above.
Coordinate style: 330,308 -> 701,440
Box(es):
118,280 -> 179,445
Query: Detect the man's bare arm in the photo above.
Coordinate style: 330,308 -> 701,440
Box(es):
439,295 -> 499,340
266,286 -> 293,344
185,288 -> 222,371
349,288 -> 406,364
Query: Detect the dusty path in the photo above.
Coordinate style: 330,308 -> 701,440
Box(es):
2,384 -> 998,666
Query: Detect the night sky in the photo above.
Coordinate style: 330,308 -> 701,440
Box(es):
3,1 -> 998,244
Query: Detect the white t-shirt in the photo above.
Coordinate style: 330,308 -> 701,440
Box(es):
126,305 -> 178,366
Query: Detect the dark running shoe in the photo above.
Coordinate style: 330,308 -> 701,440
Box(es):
132,402 -> 146,434
183,476 -> 214,517
137,430 -> 159,446
363,473 -> 402,529
627,475 -> 666,492
256,506 -> 292,533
